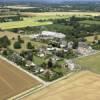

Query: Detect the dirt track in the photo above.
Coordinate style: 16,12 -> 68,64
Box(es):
0,58 -> 40,100
24,71 -> 100,100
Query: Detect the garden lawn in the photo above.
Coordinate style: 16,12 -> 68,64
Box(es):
33,55 -> 45,65
9,37 -> 47,53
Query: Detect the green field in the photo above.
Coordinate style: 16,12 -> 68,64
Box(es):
0,14 -> 69,30
80,20 -> 100,25
1,12 -> 99,30
0,15 -> 69,30
75,52 -> 100,73
0,20 -> 52,30
23,15 -> 69,21
1,11 -> 100,30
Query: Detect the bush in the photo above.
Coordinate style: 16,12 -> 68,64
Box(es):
18,35 -> 24,43
2,50 -> 8,56
98,40 -> 100,44
0,36 -> 11,48
14,41 -> 21,49
27,42 -> 33,49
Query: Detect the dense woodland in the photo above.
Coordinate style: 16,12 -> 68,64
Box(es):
9,16 -> 100,42
0,15 -> 22,22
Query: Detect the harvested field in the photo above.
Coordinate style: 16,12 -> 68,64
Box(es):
22,12 -> 100,17
24,71 -> 100,100
0,58 -> 40,100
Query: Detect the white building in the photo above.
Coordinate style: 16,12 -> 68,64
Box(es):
29,31 -> 65,40
65,60 -> 75,71
68,41 -> 73,49
41,31 -> 65,39
60,40 -> 67,48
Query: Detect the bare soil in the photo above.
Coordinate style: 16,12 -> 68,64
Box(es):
0,58 -> 40,100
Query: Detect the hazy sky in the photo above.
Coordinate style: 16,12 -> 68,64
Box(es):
1,0 -> 99,1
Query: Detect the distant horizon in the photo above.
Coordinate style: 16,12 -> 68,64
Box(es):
0,0 -> 100,5
1,0 -> 100,3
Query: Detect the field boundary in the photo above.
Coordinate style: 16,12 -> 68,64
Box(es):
8,84 -> 43,100
19,72 -> 75,100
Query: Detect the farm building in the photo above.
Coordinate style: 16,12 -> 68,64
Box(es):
41,31 -> 66,39
30,31 -> 65,40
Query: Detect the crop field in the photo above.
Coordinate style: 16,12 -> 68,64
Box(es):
22,12 -> 100,17
23,15 -> 69,21
0,15 -> 17,18
0,20 -> 52,30
0,58 -> 40,100
75,52 -> 100,73
80,20 -> 100,25
24,71 -> 100,100
1,12 -> 100,30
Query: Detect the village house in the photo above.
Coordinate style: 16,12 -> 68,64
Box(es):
77,42 -> 94,55
25,61 -> 36,67
65,60 -> 75,71
68,41 -> 73,49
34,66 -> 45,74
60,40 -> 67,48
52,55 -> 61,62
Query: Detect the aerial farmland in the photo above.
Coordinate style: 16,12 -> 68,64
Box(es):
0,0 -> 100,100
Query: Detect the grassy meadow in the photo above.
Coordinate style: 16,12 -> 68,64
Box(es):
80,20 -> 100,25
0,20 -> 52,30
75,52 -> 100,73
